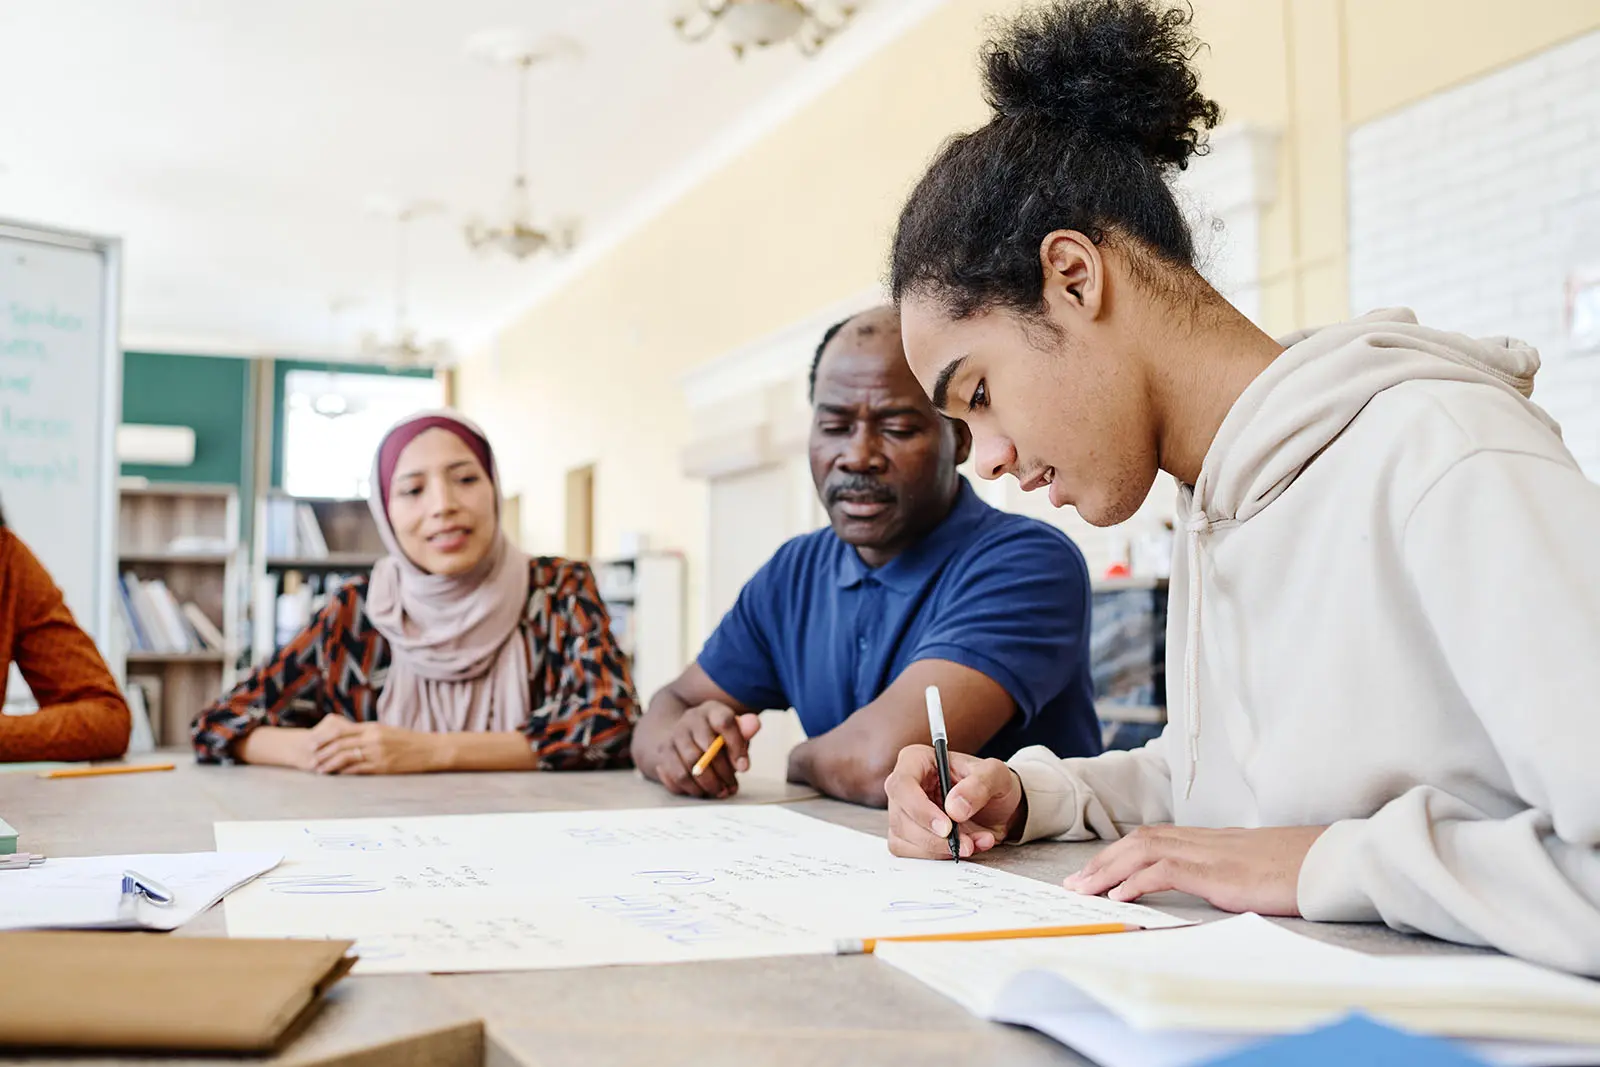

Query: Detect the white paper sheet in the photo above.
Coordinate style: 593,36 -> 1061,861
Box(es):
991,977 -> 1600,1067
876,914 -> 1600,1048
213,806 -> 1189,975
0,851 -> 282,931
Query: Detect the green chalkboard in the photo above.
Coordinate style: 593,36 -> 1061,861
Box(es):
121,351 -> 253,495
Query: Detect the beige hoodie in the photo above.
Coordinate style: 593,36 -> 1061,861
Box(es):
1010,308 -> 1600,975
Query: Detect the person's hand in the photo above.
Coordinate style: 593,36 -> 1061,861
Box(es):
1062,825 -> 1328,916
886,745 -> 1025,860
654,701 -> 761,799
308,718 -> 444,776
233,723 -> 320,771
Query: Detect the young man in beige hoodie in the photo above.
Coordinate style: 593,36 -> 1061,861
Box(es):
881,0 -> 1600,975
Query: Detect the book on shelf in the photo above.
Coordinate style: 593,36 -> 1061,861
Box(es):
181,603 -> 227,652
294,503 -> 329,558
124,575 -> 179,653
263,496 -> 297,558
253,569 -> 365,662
125,672 -> 163,729
275,588 -> 313,648
122,681 -> 157,754
264,497 -> 337,560
118,573 -> 224,656
117,575 -> 152,652
162,534 -> 232,557
145,579 -> 192,653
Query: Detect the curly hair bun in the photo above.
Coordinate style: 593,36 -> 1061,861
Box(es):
982,0 -> 1220,171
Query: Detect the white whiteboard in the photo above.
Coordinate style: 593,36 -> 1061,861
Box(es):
0,220 -> 120,650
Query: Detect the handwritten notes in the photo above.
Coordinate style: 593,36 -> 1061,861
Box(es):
214,807 -> 1187,975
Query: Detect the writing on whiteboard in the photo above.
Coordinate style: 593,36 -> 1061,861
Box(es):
1,298 -> 88,487
7,302 -> 86,333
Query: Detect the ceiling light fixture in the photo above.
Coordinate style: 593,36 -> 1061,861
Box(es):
311,392 -> 349,418
463,31 -> 580,261
672,0 -> 859,58
361,200 -> 452,367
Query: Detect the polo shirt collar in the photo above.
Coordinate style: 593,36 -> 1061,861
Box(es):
834,478 -> 987,592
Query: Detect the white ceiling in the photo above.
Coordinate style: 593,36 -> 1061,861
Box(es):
0,0 -> 935,360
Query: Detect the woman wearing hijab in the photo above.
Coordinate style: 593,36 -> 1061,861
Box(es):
192,411 -> 639,773
0,501 -> 132,762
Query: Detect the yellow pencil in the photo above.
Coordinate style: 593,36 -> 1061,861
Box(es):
835,921 -> 1137,955
690,735 -> 726,778
40,762 -> 176,780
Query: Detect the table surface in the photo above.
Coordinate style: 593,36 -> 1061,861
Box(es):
0,754 -> 1480,1067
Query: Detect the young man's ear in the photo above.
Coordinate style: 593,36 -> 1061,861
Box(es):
1039,229 -> 1105,321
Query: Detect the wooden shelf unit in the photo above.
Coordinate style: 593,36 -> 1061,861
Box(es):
264,552 -> 382,570
126,650 -> 230,665
252,494 -> 382,664
118,550 -> 235,566
116,482 -> 244,747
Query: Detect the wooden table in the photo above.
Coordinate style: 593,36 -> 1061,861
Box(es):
0,755 -> 1478,1067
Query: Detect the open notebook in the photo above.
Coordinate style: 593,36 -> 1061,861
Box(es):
876,914 -> 1600,1066
0,851 -> 281,931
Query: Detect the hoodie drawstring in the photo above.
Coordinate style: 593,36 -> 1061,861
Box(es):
1183,511 -> 1210,799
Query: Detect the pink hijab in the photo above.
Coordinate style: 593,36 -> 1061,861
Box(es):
365,410 -> 532,734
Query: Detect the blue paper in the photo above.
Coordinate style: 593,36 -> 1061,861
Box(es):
1197,1015 -> 1492,1067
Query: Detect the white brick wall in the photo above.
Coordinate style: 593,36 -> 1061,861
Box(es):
1348,29 -> 1600,478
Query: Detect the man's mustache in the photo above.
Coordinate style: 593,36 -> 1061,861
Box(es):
825,476 -> 896,506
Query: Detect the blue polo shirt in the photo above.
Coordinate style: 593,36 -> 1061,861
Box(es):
697,479 -> 1101,759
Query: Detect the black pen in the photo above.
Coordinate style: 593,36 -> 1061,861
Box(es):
924,685 -> 960,863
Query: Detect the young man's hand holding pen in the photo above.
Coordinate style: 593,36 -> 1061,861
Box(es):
884,745 -> 1026,860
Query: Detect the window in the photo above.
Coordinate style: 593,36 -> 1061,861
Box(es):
280,370 -> 444,499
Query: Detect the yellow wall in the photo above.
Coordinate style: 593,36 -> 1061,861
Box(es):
1240,0 -> 1600,332
457,0 -> 1014,640
459,0 -> 1600,643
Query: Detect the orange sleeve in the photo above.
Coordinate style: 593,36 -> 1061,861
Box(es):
0,536 -> 131,762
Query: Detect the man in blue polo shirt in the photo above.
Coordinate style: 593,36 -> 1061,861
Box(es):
632,305 -> 1100,807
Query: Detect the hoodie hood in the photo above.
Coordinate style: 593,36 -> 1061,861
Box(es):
1189,307 -> 1556,525
1172,308 -> 1555,798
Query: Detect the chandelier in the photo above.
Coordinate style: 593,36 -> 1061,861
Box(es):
672,0 -> 859,57
362,202 -> 452,367
464,35 -> 578,261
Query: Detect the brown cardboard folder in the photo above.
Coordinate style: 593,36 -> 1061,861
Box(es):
0,932 -> 356,1052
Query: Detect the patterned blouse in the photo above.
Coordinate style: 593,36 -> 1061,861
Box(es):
192,557 -> 639,769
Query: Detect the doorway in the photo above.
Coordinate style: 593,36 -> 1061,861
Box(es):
564,464 -> 594,560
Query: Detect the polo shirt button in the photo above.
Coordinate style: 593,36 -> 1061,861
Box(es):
857,637 -> 867,651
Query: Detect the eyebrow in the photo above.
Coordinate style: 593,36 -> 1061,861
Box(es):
814,404 -> 929,420
930,356 -> 967,411
395,459 -> 477,481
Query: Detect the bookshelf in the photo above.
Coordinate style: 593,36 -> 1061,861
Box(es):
116,483 -> 244,747
593,553 -> 686,704
251,494 -> 382,663
1090,576 -> 1168,728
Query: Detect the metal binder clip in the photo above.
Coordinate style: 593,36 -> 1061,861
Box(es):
119,869 -> 175,919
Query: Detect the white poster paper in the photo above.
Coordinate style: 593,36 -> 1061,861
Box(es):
215,807 -> 1187,974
